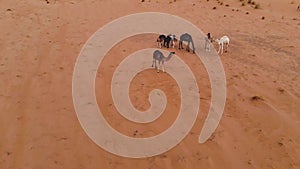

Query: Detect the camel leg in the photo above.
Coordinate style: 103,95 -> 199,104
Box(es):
218,44 -> 221,54
152,59 -> 155,68
221,43 -> 224,54
157,61 -> 160,73
206,40 -> 211,51
226,43 -> 229,52
179,41 -> 184,50
162,61 -> 165,73
191,41 -> 195,53
206,43 -> 210,51
186,41 -> 190,52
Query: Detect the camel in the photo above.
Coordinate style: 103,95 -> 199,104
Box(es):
164,35 -> 172,48
215,35 -> 230,54
178,33 -> 195,53
156,34 -> 166,48
167,34 -> 177,48
152,50 -> 175,73
157,34 -> 177,48
205,33 -> 213,51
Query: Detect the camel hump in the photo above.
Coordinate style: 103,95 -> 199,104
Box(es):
153,50 -> 162,56
220,36 -> 230,42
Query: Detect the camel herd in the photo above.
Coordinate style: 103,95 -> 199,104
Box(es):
153,33 -> 230,73
152,4 -> 300,73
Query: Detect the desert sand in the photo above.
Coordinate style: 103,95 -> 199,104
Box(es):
0,0 -> 300,168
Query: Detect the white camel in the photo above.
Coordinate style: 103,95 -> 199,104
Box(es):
215,35 -> 230,54
152,50 -> 175,73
